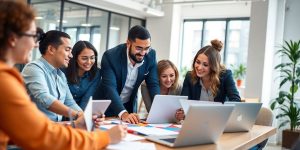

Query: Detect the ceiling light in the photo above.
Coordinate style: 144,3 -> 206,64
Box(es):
110,26 -> 120,31
35,16 -> 43,20
81,23 -> 92,27
57,20 -> 67,23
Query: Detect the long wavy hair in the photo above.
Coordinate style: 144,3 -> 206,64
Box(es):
157,60 -> 179,91
191,39 -> 226,96
66,41 -> 98,84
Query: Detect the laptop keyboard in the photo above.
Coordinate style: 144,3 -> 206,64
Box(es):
160,138 -> 176,143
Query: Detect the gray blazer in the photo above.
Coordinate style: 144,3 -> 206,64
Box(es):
141,81 -> 182,112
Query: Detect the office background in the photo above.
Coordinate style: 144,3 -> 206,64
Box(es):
26,0 -> 300,144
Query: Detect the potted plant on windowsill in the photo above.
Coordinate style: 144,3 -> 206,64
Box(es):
270,40 -> 300,149
232,64 -> 246,87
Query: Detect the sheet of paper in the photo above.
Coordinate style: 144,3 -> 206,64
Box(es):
100,125 -> 145,141
147,124 -> 172,128
124,133 -> 145,142
128,127 -> 178,136
107,141 -> 156,150
83,97 -> 93,131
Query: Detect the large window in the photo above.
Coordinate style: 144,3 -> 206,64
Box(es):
29,0 -> 145,63
181,18 -> 249,77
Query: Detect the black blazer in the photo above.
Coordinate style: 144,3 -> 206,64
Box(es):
93,44 -> 160,116
181,70 -> 241,103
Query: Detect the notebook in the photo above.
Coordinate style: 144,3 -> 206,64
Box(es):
146,104 -> 234,147
146,95 -> 188,124
224,102 -> 262,132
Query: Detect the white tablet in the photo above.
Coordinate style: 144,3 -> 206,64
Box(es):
92,100 -> 111,115
146,95 -> 188,124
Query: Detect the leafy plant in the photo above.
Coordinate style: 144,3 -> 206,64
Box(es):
270,40 -> 300,131
231,64 -> 246,80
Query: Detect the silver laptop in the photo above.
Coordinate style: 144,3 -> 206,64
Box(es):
224,102 -> 262,132
146,95 -> 188,124
179,99 -> 222,115
146,104 -> 234,147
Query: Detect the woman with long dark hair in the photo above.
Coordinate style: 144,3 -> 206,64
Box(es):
65,40 -> 100,110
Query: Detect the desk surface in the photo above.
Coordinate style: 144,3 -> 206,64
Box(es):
144,125 -> 276,150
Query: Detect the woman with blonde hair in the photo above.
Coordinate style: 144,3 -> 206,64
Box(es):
177,39 -> 240,120
141,59 -> 182,112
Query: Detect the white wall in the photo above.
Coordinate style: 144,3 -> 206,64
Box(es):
181,2 -> 251,19
148,2 -> 251,64
283,0 -> 300,99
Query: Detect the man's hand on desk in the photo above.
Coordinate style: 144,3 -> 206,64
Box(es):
121,112 -> 140,124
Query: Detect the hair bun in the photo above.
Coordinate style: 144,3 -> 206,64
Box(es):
38,33 -> 46,42
211,39 -> 223,52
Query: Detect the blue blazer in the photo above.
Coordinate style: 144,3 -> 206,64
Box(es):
93,44 -> 160,116
181,70 -> 241,103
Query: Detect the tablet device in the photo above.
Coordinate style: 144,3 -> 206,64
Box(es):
92,100 -> 111,115
146,95 -> 188,124
84,98 -> 111,131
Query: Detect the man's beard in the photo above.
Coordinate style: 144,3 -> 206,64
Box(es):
129,45 -> 144,63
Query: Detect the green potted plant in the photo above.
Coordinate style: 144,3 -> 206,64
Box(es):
270,40 -> 300,149
231,64 -> 246,87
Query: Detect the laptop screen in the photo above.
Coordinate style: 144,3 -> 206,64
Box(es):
160,138 -> 176,143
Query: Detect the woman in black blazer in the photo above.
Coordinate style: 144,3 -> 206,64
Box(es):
177,39 -> 241,120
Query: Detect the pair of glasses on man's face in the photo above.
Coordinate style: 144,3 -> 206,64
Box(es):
134,46 -> 152,53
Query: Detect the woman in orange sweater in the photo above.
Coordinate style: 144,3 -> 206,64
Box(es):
0,1 -> 126,150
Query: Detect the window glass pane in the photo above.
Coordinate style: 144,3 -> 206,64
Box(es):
130,18 -> 143,28
203,21 -> 226,61
63,2 -> 87,44
181,21 -> 203,73
89,8 -> 109,63
108,14 -> 129,49
31,1 -> 61,61
226,20 -> 249,75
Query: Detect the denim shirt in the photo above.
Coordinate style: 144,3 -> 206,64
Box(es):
22,57 -> 82,122
67,69 -> 100,110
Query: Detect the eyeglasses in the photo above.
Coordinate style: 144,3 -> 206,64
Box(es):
19,32 -> 40,43
134,46 -> 151,52
130,41 -> 151,53
79,56 -> 96,62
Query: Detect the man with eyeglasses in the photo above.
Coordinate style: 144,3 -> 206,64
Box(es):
94,25 -> 160,124
22,30 -> 83,122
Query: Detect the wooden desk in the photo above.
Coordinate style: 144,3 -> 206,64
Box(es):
146,125 -> 276,150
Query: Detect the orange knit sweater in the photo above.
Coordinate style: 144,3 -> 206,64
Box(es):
0,61 -> 110,150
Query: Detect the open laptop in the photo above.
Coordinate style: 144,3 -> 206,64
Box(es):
179,99 -> 222,115
224,102 -> 262,132
146,104 -> 234,147
146,95 -> 188,124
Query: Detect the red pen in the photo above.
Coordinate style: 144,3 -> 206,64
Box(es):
127,129 -> 138,134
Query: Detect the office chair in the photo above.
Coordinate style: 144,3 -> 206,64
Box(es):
254,107 -> 274,149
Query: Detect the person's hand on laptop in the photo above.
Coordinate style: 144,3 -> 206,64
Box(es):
121,112 -> 140,124
175,108 -> 185,122
107,125 -> 127,144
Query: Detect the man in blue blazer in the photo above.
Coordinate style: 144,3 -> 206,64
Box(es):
94,25 -> 160,124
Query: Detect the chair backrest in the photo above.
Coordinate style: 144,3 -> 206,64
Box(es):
255,107 -> 273,126
254,107 -> 274,149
